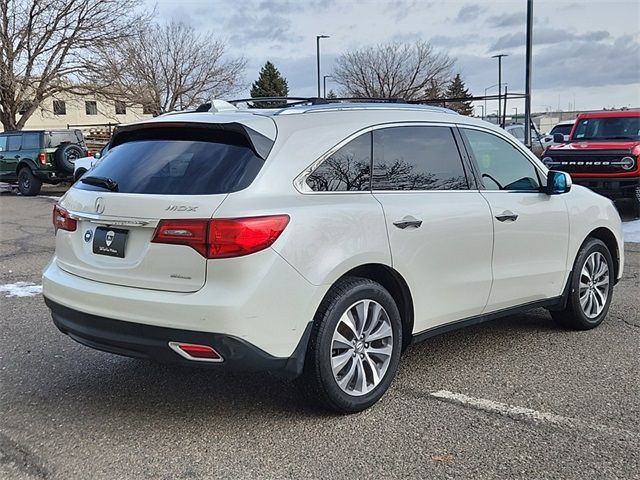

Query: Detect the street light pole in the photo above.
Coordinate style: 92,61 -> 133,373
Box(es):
477,105 -> 485,119
513,107 -> 518,120
524,0 -> 534,147
316,35 -> 330,98
323,75 -> 333,98
491,53 -> 508,127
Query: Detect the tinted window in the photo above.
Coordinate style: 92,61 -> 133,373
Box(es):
0,136 -> 7,152
463,129 -> 540,191
550,124 -> 572,136
573,116 -> 640,140
307,132 -> 371,191
6,135 -> 21,151
75,128 -> 263,195
21,133 -> 40,150
372,126 -> 468,190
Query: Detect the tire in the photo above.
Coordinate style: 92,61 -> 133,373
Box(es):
55,144 -> 84,173
300,276 -> 403,414
74,168 -> 87,182
17,167 -> 42,196
551,238 -> 614,330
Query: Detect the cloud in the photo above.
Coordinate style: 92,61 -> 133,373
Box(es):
487,12 -> 524,28
431,34 -> 482,49
489,28 -> 613,52
385,0 -> 433,21
455,4 -> 487,23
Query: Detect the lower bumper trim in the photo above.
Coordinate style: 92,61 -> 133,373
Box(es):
45,297 -> 311,377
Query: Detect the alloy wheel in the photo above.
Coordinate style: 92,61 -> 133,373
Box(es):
579,251 -> 609,319
330,299 -> 394,396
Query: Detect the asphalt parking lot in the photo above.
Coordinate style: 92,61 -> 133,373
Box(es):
0,193 -> 638,480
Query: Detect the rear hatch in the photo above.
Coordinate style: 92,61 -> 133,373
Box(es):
55,120 -> 275,292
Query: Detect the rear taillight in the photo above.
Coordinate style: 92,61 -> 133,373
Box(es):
53,205 -> 77,233
151,215 -> 290,259
38,152 -> 47,165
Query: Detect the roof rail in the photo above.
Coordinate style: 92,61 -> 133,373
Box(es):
225,97 -> 408,109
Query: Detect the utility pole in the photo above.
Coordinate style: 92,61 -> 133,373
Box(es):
491,54 -> 508,127
524,0 -> 533,147
323,75 -> 333,98
316,35 -> 330,98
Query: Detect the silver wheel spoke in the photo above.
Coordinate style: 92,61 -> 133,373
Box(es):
331,350 -> 353,376
578,252 -> 610,319
330,299 -> 394,397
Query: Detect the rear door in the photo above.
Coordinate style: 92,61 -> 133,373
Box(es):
459,127 -> 569,311
371,125 -> 494,333
56,124 -> 269,293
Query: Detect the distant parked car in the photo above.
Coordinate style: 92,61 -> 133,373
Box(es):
504,123 -> 545,157
74,144 -> 110,181
541,120 -> 575,149
0,129 -> 88,196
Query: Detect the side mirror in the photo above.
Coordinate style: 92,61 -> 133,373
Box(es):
546,170 -> 572,195
93,152 -> 101,159
553,133 -> 565,143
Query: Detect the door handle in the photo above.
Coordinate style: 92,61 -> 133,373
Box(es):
495,210 -> 518,222
393,216 -> 423,229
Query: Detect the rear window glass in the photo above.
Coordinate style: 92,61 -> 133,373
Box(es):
74,127 -> 264,195
21,132 -> 40,149
47,132 -> 82,148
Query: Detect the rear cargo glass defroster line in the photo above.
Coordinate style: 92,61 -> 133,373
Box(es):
75,127 -> 265,195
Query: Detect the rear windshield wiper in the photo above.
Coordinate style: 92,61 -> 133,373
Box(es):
80,176 -> 119,192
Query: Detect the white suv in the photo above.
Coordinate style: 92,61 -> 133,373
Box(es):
43,101 -> 624,413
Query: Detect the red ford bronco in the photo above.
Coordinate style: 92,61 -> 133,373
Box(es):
543,110 -> 640,218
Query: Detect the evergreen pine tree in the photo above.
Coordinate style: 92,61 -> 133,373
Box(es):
326,89 -> 338,99
444,74 -> 473,116
250,61 -> 289,107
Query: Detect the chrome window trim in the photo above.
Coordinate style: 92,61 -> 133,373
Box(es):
294,121 -> 471,195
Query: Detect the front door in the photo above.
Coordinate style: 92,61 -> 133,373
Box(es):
371,125 -> 494,333
460,127 -> 570,312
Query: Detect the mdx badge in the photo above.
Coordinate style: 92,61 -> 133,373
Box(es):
166,205 -> 198,212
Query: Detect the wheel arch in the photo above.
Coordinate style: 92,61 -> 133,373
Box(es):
586,227 -> 620,282
16,159 -> 37,175
337,263 -> 415,351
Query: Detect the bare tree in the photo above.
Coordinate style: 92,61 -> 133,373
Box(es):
86,22 -> 246,116
332,41 -> 454,100
0,0 -> 149,131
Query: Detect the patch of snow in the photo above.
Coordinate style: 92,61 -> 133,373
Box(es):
0,282 -> 43,297
623,219 -> 640,243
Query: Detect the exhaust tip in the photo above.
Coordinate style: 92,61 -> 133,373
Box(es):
168,342 -> 223,363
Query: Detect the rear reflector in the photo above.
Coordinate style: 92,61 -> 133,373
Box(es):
53,205 -> 77,233
152,215 -> 289,259
168,342 -> 223,362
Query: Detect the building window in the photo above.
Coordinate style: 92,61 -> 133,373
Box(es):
115,101 -> 126,115
53,100 -> 66,115
85,101 -> 98,115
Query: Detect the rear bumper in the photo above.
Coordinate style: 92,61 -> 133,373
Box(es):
33,169 -> 72,183
571,176 -> 640,199
46,298 -> 311,377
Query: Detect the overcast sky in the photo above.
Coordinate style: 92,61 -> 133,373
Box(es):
153,0 -> 640,114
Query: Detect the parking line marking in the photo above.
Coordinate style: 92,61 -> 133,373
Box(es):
0,282 -> 43,297
430,390 -> 635,438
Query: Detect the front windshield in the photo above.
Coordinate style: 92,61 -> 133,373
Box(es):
573,116 -> 640,141
550,124 -> 572,136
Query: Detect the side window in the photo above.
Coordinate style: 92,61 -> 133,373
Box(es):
372,126 -> 468,190
307,132 -> 371,192
463,129 -> 540,191
21,133 -> 40,150
7,135 -> 22,151
0,136 -> 7,152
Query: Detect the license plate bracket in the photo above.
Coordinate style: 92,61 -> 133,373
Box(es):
92,227 -> 128,258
